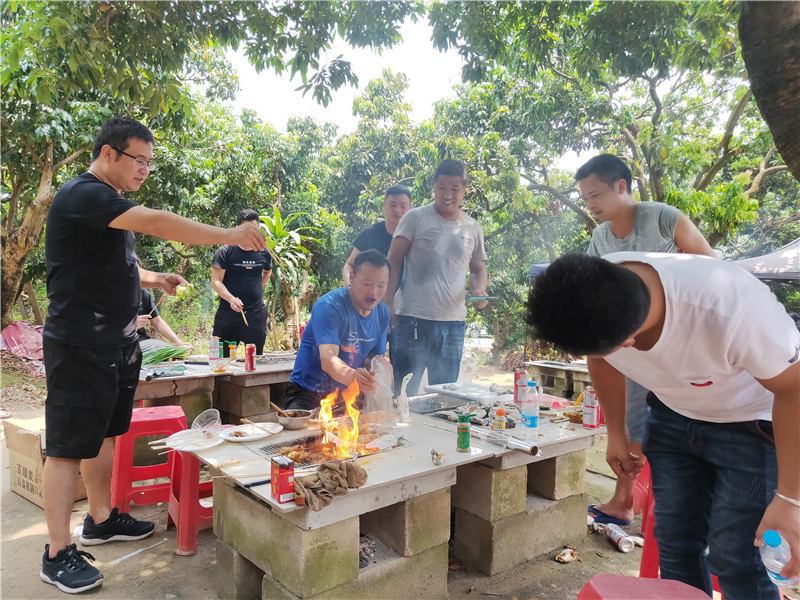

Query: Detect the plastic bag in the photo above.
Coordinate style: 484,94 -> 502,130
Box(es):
362,356 -> 395,417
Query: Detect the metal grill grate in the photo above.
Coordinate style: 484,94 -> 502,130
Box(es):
256,431 -> 412,469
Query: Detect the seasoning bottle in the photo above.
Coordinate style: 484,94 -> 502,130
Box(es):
457,414 -> 472,452
493,408 -> 507,431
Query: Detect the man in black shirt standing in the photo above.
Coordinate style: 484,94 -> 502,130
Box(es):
341,185 -> 412,282
211,209 -> 273,357
40,117 -> 264,594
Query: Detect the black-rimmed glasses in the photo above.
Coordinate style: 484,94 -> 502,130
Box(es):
112,147 -> 157,172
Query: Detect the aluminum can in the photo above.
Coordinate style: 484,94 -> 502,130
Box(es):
244,344 -> 256,371
209,336 -> 220,361
604,523 -> 635,553
513,369 -> 528,404
583,387 -> 600,429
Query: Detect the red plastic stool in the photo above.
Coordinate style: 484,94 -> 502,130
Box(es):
579,574 -> 711,599
111,405 -> 187,509
167,450 -> 213,555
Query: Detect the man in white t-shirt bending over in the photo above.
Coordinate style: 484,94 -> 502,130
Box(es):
527,252 -> 799,600
384,159 -> 488,396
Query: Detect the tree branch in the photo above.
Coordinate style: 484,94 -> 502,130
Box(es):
166,242 -> 198,259
618,127 -> 651,202
694,89 -> 753,190
524,181 -> 597,230
1,118 -> 46,171
54,143 -> 92,170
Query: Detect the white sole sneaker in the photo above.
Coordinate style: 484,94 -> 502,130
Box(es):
79,528 -> 154,546
40,570 -> 104,594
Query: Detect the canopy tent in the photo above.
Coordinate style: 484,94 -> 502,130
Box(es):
729,238 -> 799,280
528,263 -> 549,279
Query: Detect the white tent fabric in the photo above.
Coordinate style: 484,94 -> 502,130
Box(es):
730,238 -> 799,280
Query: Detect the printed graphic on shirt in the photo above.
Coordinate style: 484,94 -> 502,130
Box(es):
790,347 -> 799,364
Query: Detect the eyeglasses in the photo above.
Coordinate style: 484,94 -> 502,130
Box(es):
112,147 -> 157,172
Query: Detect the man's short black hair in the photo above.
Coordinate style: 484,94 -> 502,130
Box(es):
236,209 -> 260,226
526,254 -> 651,355
92,117 -> 155,161
575,154 -> 633,195
353,249 -> 391,275
384,185 -> 412,202
433,159 -> 467,184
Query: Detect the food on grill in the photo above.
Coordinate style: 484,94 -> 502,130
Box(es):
280,445 -> 311,463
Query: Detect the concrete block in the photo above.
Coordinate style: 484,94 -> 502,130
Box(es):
216,538 -> 264,600
453,492 -> 587,575
216,380 -> 274,417
553,377 -> 572,391
141,392 -> 213,428
451,462 -> 527,522
214,482 -> 359,598
527,450 -> 586,500
542,387 -> 571,398
359,488 -> 450,556
261,542 -> 448,600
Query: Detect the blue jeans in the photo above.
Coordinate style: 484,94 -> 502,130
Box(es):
392,316 -> 465,397
643,395 -> 780,600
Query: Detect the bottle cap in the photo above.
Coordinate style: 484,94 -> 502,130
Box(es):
457,414 -> 473,423
496,408 -> 506,416
527,381 -> 537,387
763,530 -> 782,547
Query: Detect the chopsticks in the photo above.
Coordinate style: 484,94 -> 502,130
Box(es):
240,418 -> 277,434
269,402 -> 289,418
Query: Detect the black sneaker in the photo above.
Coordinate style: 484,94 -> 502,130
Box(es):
79,507 -> 155,546
40,544 -> 103,594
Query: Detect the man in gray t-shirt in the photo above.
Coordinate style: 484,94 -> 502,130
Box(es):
577,153 -> 715,527
385,160 -> 488,396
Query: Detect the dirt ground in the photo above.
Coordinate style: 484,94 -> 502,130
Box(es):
2,358 -> 784,600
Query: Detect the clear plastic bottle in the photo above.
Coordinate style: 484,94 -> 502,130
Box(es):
521,382 -> 540,440
760,529 -> 800,588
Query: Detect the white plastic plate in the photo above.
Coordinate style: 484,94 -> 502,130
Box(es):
219,423 -> 283,443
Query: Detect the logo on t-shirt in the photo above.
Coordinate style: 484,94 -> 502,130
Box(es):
790,347 -> 799,364
340,332 -> 376,355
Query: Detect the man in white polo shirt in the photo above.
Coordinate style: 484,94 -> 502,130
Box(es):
526,252 -> 799,600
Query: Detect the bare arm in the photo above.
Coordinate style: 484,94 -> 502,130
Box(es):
261,269 -> 272,291
674,214 -> 716,257
342,248 -> 361,285
385,236 -> 411,324
468,259 -> 489,309
587,356 -> 642,479
754,362 -> 800,578
318,344 -> 377,391
211,267 -> 243,312
149,315 -> 190,347
110,206 -> 265,251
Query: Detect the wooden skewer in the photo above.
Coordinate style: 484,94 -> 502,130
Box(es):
149,431 -> 209,446
148,294 -> 166,316
269,401 -> 289,418
213,355 -> 238,372
242,311 -> 249,327
240,418 -> 278,435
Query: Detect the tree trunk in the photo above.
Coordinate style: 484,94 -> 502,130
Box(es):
279,282 -> 298,350
739,2 -> 800,182
1,144 -> 55,329
490,307 -> 510,365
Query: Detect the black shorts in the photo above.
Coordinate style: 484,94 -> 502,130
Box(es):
283,382 -> 322,411
43,337 -> 142,459
213,305 -> 267,357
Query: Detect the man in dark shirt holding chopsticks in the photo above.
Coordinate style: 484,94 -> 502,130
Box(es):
211,209 -> 274,357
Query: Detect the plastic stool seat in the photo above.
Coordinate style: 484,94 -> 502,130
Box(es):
579,574 -> 711,599
111,405 -> 187,510
167,450 -> 213,555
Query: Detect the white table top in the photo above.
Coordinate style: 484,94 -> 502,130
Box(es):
139,359 -> 295,382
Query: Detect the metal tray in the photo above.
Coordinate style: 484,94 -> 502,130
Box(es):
408,393 -> 467,414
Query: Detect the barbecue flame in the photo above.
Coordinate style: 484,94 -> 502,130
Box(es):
318,381 -> 361,458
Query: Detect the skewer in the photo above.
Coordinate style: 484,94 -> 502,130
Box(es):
242,311 -> 249,326
213,355 -> 238,373
148,294 -> 166,316
240,418 -> 279,435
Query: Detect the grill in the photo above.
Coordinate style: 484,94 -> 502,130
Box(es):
256,431 -> 412,469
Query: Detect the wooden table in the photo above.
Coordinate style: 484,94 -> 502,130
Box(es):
189,393 -> 597,598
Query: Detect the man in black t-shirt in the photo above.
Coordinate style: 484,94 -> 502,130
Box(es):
212,209 -> 273,357
342,185 -> 411,282
137,288 -> 191,348
40,117 -> 265,594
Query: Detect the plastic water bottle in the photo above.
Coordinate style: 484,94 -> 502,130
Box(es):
521,382 -> 540,440
760,530 -> 800,588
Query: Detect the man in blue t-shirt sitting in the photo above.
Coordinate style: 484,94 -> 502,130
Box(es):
284,250 -> 392,411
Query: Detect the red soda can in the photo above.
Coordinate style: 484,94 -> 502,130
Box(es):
604,523 -> 635,553
245,343 -> 256,371
513,369 -> 528,404
583,387 -> 600,429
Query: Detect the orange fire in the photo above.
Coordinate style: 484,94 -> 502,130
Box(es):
318,381 -> 361,459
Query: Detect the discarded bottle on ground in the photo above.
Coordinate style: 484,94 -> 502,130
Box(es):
760,530 -> 800,588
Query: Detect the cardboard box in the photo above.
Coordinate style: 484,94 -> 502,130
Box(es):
3,417 -> 87,509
